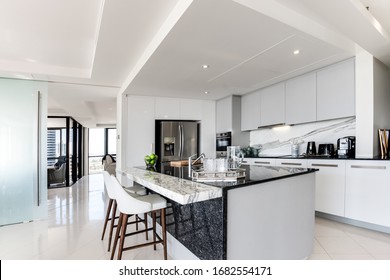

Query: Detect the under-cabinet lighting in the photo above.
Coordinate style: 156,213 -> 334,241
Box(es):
272,124 -> 292,131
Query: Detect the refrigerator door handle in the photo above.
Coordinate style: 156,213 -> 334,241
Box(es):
179,123 -> 183,158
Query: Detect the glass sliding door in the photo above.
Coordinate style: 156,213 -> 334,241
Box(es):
0,78 -> 47,226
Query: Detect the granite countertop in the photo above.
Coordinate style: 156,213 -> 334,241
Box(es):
122,164 -> 317,204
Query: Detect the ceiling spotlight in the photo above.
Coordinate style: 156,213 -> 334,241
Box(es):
202,64 -> 210,69
204,91 -> 209,95
293,49 -> 300,55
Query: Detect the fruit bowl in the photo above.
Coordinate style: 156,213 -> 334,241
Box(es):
144,153 -> 158,168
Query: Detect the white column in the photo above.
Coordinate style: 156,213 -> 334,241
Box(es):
355,48 -> 374,157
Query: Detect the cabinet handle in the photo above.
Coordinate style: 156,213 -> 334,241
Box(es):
281,162 -> 302,166
311,164 -> 338,168
242,161 -> 248,163
254,161 -> 271,164
350,165 -> 386,170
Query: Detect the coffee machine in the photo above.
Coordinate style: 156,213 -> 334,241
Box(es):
336,136 -> 356,158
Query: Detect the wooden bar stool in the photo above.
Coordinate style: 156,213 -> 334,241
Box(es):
110,174 -> 168,260
101,171 -> 147,251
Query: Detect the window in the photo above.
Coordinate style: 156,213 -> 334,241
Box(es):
88,128 -> 116,174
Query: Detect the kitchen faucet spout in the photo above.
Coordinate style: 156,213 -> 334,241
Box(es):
188,153 -> 205,177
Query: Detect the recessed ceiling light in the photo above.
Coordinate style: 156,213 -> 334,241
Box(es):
204,91 -> 209,95
202,64 -> 209,69
293,49 -> 300,55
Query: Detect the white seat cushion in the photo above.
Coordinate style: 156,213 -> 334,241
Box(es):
136,194 -> 167,211
124,185 -> 147,195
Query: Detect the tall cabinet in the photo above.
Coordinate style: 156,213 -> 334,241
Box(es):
216,95 -> 249,147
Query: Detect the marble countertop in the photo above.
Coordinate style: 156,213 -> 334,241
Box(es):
122,167 -> 222,205
122,165 -> 316,205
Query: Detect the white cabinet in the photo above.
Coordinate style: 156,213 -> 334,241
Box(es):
317,58 -> 355,121
345,160 -> 390,227
201,100 -> 216,158
216,96 -> 233,133
242,158 -> 253,165
155,98 -> 203,120
180,99 -> 202,120
259,83 -> 285,127
241,91 -> 260,131
155,97 -> 181,119
308,160 -> 346,216
126,96 -> 216,167
216,95 -> 249,147
274,158 -> 307,168
243,158 -> 276,166
285,73 -> 317,124
252,158 -> 276,167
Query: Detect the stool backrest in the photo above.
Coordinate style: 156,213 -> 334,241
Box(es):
102,170 -> 116,199
110,174 -> 152,215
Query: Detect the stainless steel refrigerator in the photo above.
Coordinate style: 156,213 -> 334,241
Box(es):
155,120 -> 199,163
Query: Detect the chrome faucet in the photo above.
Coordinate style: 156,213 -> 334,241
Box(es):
188,153 -> 205,177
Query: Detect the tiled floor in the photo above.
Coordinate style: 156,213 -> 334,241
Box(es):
1,174 -> 390,260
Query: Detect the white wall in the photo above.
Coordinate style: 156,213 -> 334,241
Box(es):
373,58 -> 390,157
355,49 -> 390,158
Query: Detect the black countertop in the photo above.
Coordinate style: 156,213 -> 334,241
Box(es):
245,155 -> 389,160
153,163 -> 317,191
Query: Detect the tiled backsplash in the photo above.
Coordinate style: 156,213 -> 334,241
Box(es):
250,117 -> 356,156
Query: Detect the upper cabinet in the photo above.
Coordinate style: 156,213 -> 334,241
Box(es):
316,58 -> 355,121
216,96 -> 233,133
285,72 -> 317,125
259,83 -> 285,127
241,91 -> 261,131
155,97 -> 181,119
240,58 -> 356,130
180,99 -> 202,120
217,95 -> 249,146
155,97 -> 203,120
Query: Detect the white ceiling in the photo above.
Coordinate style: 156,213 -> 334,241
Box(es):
0,0 -> 389,127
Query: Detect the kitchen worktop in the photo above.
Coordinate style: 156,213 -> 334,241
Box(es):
123,164 -> 316,204
246,155 -> 389,160
122,163 -> 317,260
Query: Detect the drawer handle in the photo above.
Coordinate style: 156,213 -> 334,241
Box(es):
242,161 -> 248,163
350,165 -> 386,170
281,162 -> 302,166
254,161 -> 271,164
312,164 -> 338,168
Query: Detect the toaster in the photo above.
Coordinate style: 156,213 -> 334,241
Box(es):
318,143 -> 334,157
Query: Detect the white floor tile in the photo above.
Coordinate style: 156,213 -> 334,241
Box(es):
328,254 -> 375,260
316,236 -> 368,255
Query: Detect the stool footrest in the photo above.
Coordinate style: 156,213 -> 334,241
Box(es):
122,239 -> 164,252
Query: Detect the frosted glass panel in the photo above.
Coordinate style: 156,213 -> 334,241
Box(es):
0,79 -> 36,225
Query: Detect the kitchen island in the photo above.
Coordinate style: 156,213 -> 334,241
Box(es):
122,164 -> 317,260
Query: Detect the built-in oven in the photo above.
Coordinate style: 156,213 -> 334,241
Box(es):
216,132 -> 231,158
